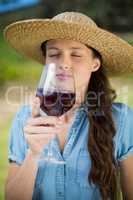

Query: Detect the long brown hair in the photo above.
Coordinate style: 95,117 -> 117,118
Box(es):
87,47 -> 119,200
41,41 -> 120,200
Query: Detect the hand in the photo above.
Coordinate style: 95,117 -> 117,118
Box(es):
24,97 -> 62,157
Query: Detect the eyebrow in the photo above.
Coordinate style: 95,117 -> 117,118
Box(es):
47,46 -> 83,50
47,47 -> 59,50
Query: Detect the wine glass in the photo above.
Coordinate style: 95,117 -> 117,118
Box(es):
36,63 -> 76,164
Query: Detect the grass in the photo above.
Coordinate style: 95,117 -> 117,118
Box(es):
111,75 -> 133,108
0,115 -> 12,200
0,30 -> 43,87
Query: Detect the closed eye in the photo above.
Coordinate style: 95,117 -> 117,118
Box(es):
71,54 -> 82,57
48,54 -> 60,57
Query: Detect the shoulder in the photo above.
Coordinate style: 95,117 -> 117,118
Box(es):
111,102 -> 133,135
111,102 -> 133,123
112,102 -> 133,114
12,104 -> 32,126
17,104 -> 32,116
112,102 -> 133,161
9,105 -> 32,164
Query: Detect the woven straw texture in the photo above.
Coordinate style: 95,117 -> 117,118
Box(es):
4,12 -> 133,75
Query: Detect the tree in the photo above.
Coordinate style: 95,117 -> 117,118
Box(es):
41,0 -> 133,32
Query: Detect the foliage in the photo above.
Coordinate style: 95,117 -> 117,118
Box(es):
42,0 -> 133,31
0,31 -> 43,87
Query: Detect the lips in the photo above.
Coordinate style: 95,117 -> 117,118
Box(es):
56,73 -> 72,80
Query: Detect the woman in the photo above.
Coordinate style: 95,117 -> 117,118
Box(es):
4,12 -> 133,200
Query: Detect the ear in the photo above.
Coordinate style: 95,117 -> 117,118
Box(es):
91,58 -> 101,72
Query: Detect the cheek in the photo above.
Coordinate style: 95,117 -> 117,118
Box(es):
74,66 -> 92,89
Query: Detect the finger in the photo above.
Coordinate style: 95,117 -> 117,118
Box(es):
32,97 -> 40,118
24,125 -> 61,134
27,116 -> 63,127
24,133 -> 56,149
25,132 -> 56,140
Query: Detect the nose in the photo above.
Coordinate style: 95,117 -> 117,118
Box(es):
58,62 -> 72,72
59,65 -> 71,71
58,53 -> 72,71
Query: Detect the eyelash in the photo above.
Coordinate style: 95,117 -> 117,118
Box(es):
72,54 -> 82,57
48,54 -> 82,58
48,54 -> 59,57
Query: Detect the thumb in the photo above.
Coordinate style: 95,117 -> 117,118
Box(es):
32,97 -> 40,117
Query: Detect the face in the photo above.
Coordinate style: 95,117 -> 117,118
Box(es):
45,39 -> 101,104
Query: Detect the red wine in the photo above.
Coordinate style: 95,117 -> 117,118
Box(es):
36,88 -> 75,116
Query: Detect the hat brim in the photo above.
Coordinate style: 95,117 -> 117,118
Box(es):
4,19 -> 133,75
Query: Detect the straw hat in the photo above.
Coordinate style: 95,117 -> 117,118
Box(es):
4,11 -> 133,75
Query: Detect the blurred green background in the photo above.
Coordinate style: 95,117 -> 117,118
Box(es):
0,0 -> 133,199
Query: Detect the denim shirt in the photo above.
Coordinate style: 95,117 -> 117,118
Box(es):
8,102 -> 133,200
